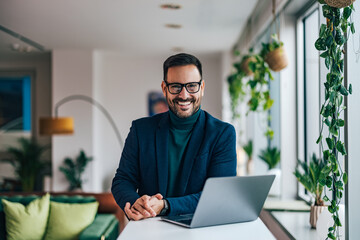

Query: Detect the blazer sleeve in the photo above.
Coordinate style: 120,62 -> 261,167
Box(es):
166,124 -> 237,216
111,121 -> 141,211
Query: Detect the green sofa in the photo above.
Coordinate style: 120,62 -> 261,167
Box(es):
0,193 -> 120,240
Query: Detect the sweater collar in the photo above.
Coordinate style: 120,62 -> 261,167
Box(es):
169,108 -> 201,130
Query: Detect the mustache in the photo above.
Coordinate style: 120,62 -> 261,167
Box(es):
172,97 -> 195,103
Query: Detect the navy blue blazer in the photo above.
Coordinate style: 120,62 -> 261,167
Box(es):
111,110 -> 236,216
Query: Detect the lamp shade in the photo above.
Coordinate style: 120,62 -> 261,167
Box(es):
39,117 -> 74,135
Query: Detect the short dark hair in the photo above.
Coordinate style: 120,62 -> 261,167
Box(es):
163,53 -> 202,81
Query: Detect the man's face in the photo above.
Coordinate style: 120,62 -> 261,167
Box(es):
162,64 -> 205,118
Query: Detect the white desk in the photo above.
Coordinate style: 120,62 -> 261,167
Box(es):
118,217 -> 275,240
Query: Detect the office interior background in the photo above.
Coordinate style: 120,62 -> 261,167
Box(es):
1,0 -> 360,238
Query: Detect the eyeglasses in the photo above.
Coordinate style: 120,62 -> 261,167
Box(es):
164,79 -> 202,94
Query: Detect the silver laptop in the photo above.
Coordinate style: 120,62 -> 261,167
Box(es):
161,175 -> 275,228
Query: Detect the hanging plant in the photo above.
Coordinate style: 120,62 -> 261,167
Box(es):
247,54 -> 274,139
227,53 -> 247,120
315,1 -> 355,239
240,54 -> 257,76
261,34 -> 288,72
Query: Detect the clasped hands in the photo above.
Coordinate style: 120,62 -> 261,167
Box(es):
124,193 -> 165,221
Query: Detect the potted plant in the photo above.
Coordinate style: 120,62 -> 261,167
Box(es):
1,137 -> 50,192
294,154 -> 327,228
243,140 -> 253,175
315,1 -> 354,239
260,34 -> 288,72
258,146 -> 281,196
59,150 -> 93,191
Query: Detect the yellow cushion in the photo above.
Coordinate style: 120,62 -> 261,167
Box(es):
2,193 -> 50,240
44,201 -> 99,240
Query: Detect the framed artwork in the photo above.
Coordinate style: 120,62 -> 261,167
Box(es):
148,91 -> 168,116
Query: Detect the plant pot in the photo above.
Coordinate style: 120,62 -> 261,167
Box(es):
324,0 -> 355,8
264,46 -> 288,72
267,168 -> 281,197
241,57 -> 256,76
309,205 -> 327,228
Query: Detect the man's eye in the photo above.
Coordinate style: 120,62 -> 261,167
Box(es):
187,83 -> 197,88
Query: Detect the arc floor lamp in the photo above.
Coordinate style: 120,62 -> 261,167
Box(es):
39,94 -> 124,149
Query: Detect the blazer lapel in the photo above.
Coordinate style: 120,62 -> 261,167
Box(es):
156,112 -> 169,196
178,110 -> 205,195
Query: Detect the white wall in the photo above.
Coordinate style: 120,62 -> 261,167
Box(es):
52,50 -> 94,191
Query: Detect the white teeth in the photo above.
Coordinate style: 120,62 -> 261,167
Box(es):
178,102 -> 190,106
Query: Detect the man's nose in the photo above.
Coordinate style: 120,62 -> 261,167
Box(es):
178,86 -> 190,99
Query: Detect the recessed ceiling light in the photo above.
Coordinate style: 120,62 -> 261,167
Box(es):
165,24 -> 182,29
160,4 -> 182,10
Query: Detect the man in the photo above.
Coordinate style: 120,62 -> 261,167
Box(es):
112,53 -> 236,221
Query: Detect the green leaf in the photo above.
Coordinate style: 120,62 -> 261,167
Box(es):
321,165 -> 332,175
323,195 -> 330,202
349,84 -> 352,94
322,5 -> 333,19
343,7 -> 352,19
343,172 -> 348,184
316,135 -> 322,144
328,232 -> 336,240
326,137 -> 334,149
337,119 -> 345,127
339,85 -> 348,96
336,141 -> 347,155
320,50 -> 328,58
325,57 -> 331,70
319,24 -> 327,37
325,35 -> 333,48
315,38 -> 327,51
351,23 -> 355,34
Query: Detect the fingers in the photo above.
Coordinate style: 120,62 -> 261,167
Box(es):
153,193 -> 163,200
125,202 -> 143,221
132,195 -> 156,217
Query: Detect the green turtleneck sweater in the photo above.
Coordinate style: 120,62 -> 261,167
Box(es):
167,109 -> 201,197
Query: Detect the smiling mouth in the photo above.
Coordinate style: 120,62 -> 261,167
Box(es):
177,101 -> 191,106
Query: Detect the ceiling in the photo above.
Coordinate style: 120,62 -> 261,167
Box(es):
0,0 -> 258,57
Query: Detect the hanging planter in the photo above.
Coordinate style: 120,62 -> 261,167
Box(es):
240,55 -> 256,76
324,0 -> 355,8
264,46 -> 288,72
261,34 -> 288,72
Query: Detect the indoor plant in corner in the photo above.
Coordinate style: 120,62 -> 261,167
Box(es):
315,1 -> 355,239
1,137 -> 50,192
294,153 -> 327,228
59,150 -> 93,191
258,146 -> 281,196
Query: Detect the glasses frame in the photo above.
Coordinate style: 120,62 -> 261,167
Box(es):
164,79 -> 203,95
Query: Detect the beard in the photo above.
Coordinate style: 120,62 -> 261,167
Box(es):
166,95 -> 201,118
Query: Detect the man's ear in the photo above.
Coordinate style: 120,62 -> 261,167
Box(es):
201,79 -> 205,97
161,81 -> 167,98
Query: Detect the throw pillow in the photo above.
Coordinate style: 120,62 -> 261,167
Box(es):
44,201 -> 99,240
2,193 -> 50,240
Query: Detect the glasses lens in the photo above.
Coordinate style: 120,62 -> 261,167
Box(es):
168,84 -> 182,94
185,83 -> 200,93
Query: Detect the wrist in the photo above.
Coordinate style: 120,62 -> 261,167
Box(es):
159,199 -> 169,216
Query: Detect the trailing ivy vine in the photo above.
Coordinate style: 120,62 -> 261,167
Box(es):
248,54 -> 275,139
315,2 -> 354,239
